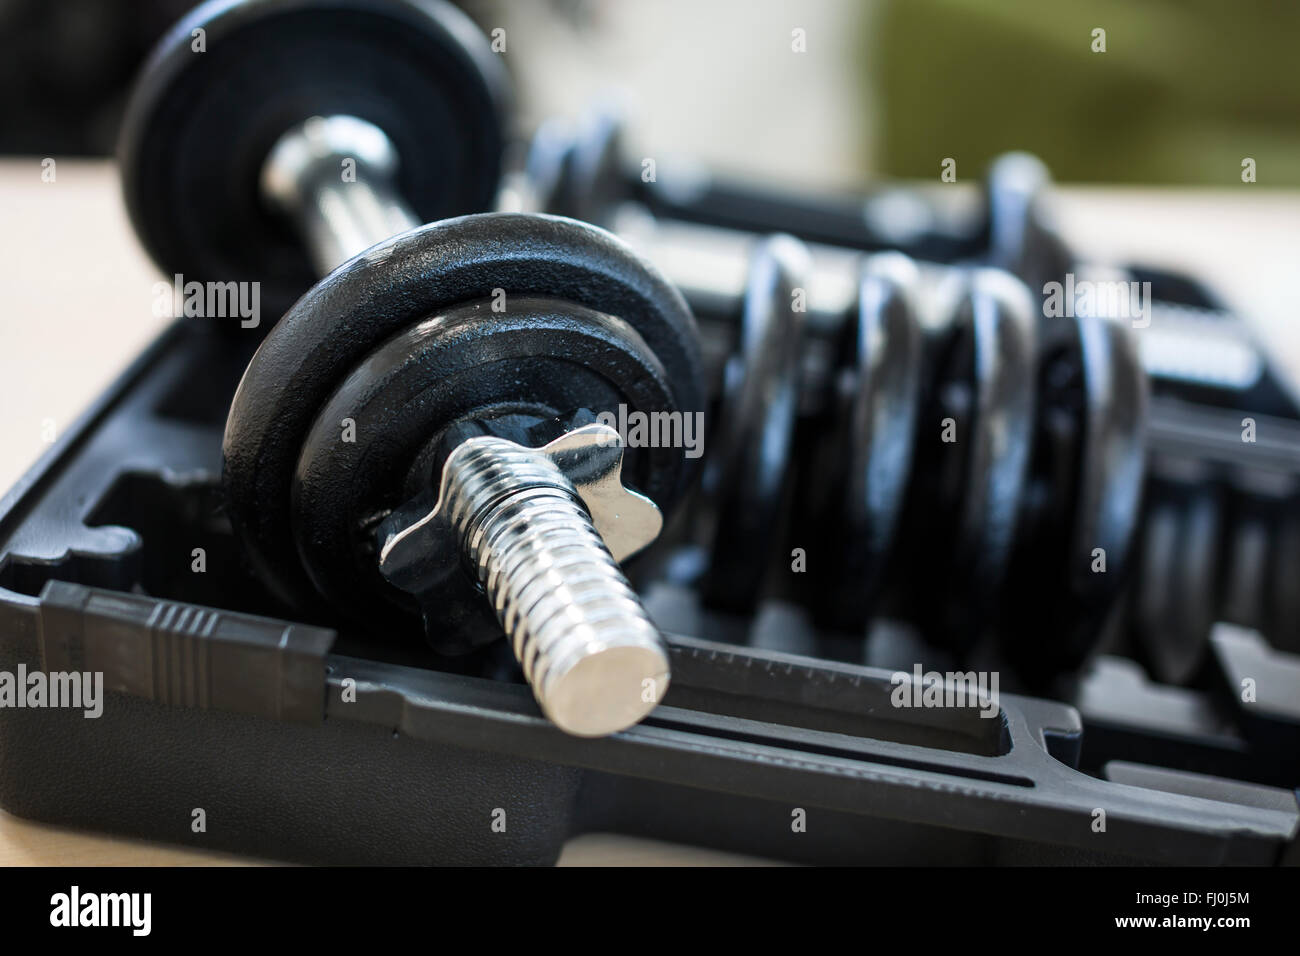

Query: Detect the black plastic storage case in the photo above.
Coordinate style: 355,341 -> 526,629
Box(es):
0,320 -> 1297,865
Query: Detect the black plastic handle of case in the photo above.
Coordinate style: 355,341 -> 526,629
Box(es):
37,581 -> 335,724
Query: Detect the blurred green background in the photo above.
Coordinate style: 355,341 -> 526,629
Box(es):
870,0 -> 1300,185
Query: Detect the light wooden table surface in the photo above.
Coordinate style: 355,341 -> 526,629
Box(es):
0,159 -> 1297,865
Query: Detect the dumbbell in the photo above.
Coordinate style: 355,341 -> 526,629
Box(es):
119,0 -> 509,321
526,108 -> 1069,297
530,109 -> 1274,414
119,0 -> 706,736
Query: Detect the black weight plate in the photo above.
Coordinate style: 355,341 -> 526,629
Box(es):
701,234 -> 808,612
949,270 -> 1037,634
118,0 -> 508,322
797,252 -> 923,629
292,296 -> 678,625
998,316 -> 1147,684
524,118 -> 576,216
1061,317 -> 1147,650
983,152 -> 1073,294
558,106 -> 628,224
822,253 -> 924,628
1134,487 -> 1221,685
223,212 -> 704,611
528,107 -> 627,224
902,268 -> 1037,651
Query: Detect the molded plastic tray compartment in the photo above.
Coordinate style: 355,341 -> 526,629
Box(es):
0,321 -> 1296,865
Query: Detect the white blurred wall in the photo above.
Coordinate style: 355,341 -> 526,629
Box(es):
482,0 -> 876,190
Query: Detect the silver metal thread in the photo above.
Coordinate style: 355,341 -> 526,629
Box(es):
441,439 -> 670,737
